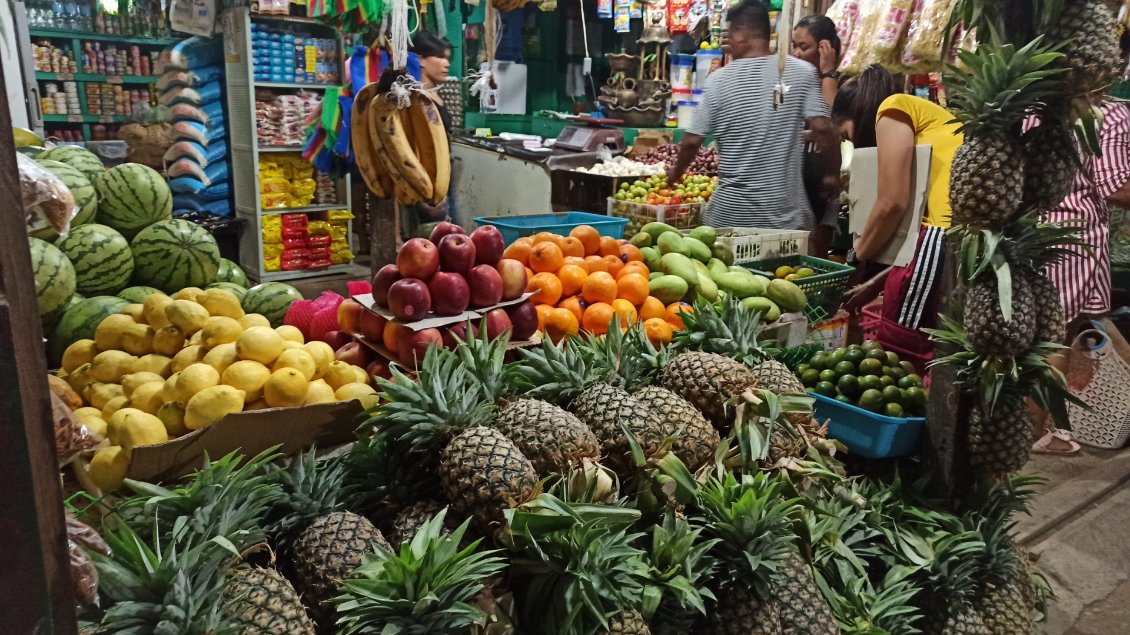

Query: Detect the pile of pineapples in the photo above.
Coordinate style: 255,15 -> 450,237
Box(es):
74,298 -> 1051,635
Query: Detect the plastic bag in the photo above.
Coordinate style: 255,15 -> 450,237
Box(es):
19,152 -> 76,237
68,512 -> 108,606
905,0 -> 958,66
50,390 -> 98,466
874,0 -> 915,56
840,3 -> 884,74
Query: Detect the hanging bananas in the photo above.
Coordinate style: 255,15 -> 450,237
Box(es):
351,84 -> 394,199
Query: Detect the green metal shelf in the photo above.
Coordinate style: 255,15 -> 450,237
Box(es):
28,28 -> 180,46
43,113 -> 129,123
255,81 -> 333,90
36,71 -> 159,84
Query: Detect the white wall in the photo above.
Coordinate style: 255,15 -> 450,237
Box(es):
2,1 -> 29,129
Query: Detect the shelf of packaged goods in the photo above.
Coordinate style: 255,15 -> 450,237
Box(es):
43,113 -> 129,123
258,145 -> 305,153
254,81 -> 333,90
28,29 -> 181,46
259,204 -> 345,215
248,13 -> 322,25
35,71 -> 159,84
259,264 -> 355,282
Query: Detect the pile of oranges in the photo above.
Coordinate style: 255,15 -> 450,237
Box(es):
503,225 -> 693,346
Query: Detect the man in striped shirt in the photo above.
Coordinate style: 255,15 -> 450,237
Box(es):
667,0 -> 839,230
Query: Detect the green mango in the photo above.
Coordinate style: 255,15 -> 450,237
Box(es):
649,271 -> 664,281
692,259 -> 710,276
766,278 -> 807,312
650,275 -> 690,305
629,232 -> 652,248
712,243 -> 735,266
660,252 -> 701,290
657,232 -> 691,257
696,271 -> 719,302
741,297 -> 781,322
642,222 -> 679,243
715,271 -> 768,299
728,265 -> 748,275
689,226 -> 717,248
641,246 -> 662,272
707,258 -> 729,279
684,236 -> 713,263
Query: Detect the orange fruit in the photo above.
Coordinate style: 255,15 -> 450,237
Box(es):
616,262 -> 651,280
602,255 -> 625,277
528,272 -> 563,306
526,266 -> 537,281
560,236 -> 585,258
620,244 -> 643,263
562,256 -> 588,269
532,231 -> 562,246
529,241 -> 565,274
535,304 -> 554,331
611,299 -> 638,326
666,302 -> 693,330
584,255 -> 609,273
582,302 -> 615,335
582,271 -> 618,305
616,273 -> 651,306
643,318 -> 675,347
570,225 -> 602,256
639,296 -> 667,321
558,296 -> 585,323
599,236 -> 622,258
504,237 -> 534,266
545,308 -> 580,343
557,264 -> 589,297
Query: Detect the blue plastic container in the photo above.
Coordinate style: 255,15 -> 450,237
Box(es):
473,212 -> 629,245
810,392 -> 926,459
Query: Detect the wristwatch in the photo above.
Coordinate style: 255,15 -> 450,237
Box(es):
846,248 -> 860,266
821,71 -> 841,80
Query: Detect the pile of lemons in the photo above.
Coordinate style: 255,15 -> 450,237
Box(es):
57,286 -> 378,493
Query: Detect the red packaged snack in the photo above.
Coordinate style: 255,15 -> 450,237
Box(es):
281,256 -> 309,271
283,248 -> 312,260
282,236 -> 309,250
282,226 -> 308,240
667,0 -> 691,33
307,246 -> 332,260
308,258 -> 333,269
281,213 -> 309,228
307,234 -> 332,248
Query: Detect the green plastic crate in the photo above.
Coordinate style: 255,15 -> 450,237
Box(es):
743,255 -> 855,322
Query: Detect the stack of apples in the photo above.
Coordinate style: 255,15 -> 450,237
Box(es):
347,222 -> 539,370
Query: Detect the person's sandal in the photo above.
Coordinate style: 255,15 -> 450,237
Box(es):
1032,429 -> 1082,456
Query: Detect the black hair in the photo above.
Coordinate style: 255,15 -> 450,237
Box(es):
795,15 -> 841,59
727,0 -> 771,41
831,64 -> 898,148
410,32 -> 452,59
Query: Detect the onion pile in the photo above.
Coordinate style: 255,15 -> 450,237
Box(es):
574,156 -> 666,177
637,144 -> 719,174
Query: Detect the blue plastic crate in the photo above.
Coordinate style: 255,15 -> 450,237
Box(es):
810,392 -> 925,459
473,212 -> 629,246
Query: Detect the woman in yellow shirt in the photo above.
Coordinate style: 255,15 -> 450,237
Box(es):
831,64 -> 964,361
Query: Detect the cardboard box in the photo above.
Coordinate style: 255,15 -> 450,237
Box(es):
127,400 -> 365,482
628,130 -> 673,158
806,310 -> 850,351
760,312 -> 808,348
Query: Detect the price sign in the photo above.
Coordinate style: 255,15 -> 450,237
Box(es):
66,114 -> 83,123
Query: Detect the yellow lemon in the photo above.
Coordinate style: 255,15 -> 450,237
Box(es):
245,398 -> 271,411
89,445 -> 130,492
91,350 -> 137,383
201,316 -> 243,349
187,330 -> 204,346
130,354 -> 173,377
239,313 -> 272,330
201,288 -> 245,319
61,339 -> 98,373
121,372 -> 165,396
66,363 -> 96,394
143,294 -> 174,328
203,342 -> 239,375
152,326 -> 186,357
272,348 -> 317,381
94,313 -> 135,351
281,340 -> 302,351
165,300 -> 209,335
157,401 -> 189,437
122,303 -> 146,323
172,287 -> 205,302
275,325 -> 305,344
334,382 -> 379,409
263,368 -> 308,408
100,395 -> 130,420
185,385 -> 246,430
173,363 -> 220,407
85,382 -> 124,410
172,345 -> 206,373
302,341 -> 334,379
304,378 -> 337,405
119,323 -> 155,356
129,381 -> 165,415
81,415 -> 108,438
162,373 -> 180,402
221,360 -> 271,403
107,408 -> 168,449
323,360 -> 360,391
72,406 -> 103,425
352,366 -> 371,386
236,327 -> 284,365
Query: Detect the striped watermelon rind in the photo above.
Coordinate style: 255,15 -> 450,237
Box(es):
130,219 -> 221,293
242,282 -> 304,327
214,258 -> 249,288
37,145 -> 103,183
118,286 -> 164,303
95,163 -> 172,235
29,160 -> 97,242
29,237 -> 76,322
56,224 -> 134,296
47,295 -> 129,365
207,282 -> 249,301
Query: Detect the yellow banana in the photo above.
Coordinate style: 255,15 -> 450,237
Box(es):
351,84 -> 393,199
407,93 -> 451,204
371,94 -> 434,203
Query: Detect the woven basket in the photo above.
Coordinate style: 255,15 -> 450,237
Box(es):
1067,327 -> 1130,449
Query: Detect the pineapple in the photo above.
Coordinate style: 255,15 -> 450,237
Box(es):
912,528 -> 993,635
749,359 -> 805,395
440,426 -> 540,529
603,610 -> 653,635
670,295 -> 771,367
645,512 -> 718,635
494,397 -> 601,476
701,594 -> 782,635
963,275 -> 1036,357
1048,0 -> 1122,97
634,386 -> 719,472
772,554 -> 840,635
223,567 -> 317,635
388,498 -> 447,548
1021,123 -> 1079,212
1024,270 -> 1066,343
968,392 -> 1034,476
660,351 -> 760,429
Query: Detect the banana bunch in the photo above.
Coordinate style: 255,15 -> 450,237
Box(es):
353,87 -> 450,207
491,0 -> 528,12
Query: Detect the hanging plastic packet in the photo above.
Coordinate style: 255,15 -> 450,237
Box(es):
873,0 -> 914,57
668,0 -> 692,33
20,154 -> 77,238
630,0 -> 642,19
905,0 -> 958,67
598,0 -> 613,18
615,7 -> 632,32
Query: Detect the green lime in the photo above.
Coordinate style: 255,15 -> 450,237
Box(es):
836,395 -> 855,405
809,353 -> 828,371
884,402 -> 905,418
880,375 -> 895,388
814,381 -> 837,398
859,375 -> 883,391
858,389 -> 885,411
886,351 -> 901,367
882,385 -> 903,404
845,348 -> 866,365
899,361 -> 917,376
834,360 -> 857,376
795,363 -> 811,376
858,358 -> 883,376
904,387 -> 927,408
819,369 -> 839,383
906,374 -> 925,388
866,349 -> 887,362
881,366 -> 893,377
837,374 -> 861,398
861,340 -> 882,351
887,366 -> 907,381
829,349 -> 847,367
801,369 -> 821,387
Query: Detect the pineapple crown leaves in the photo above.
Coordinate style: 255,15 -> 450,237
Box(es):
725,388 -> 815,471
945,37 -> 1068,139
333,509 -> 508,635
453,319 -> 521,404
264,448 -> 349,547
670,295 -> 772,366
948,0 -> 1066,46
513,335 -> 614,405
958,212 -> 1089,284
587,318 -> 667,391
643,512 -> 720,628
340,435 -> 443,518
791,494 -> 878,577
813,564 -> 925,635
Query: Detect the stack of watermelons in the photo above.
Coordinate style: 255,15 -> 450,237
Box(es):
25,146 -> 304,365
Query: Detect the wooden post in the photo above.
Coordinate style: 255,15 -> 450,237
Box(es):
369,197 -> 399,275
0,79 -> 78,630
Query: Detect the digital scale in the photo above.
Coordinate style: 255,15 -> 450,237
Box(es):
554,116 -> 627,153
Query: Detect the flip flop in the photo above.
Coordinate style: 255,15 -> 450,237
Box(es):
1032,429 -> 1081,456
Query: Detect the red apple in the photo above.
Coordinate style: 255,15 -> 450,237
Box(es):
428,221 -> 465,245
428,271 -> 471,316
443,321 -> 479,348
397,238 -> 440,281
471,225 -> 506,266
335,341 -> 372,367
495,258 -> 528,301
337,299 -> 365,336
400,328 -> 443,369
438,233 -> 477,275
372,264 -> 402,307
366,359 -> 393,382
483,308 -> 513,341
322,330 -> 352,350
387,278 -> 432,322
383,321 -> 411,355
357,309 -> 388,342
506,301 -> 538,341
468,265 -> 504,308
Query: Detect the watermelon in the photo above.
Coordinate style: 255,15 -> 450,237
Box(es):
36,145 -> 103,183
95,163 -> 172,236
29,160 -> 97,241
56,224 -> 134,295
47,295 -> 129,365
242,282 -> 304,327
207,282 -> 249,301
214,258 -> 249,288
130,219 -> 221,293
118,286 -> 164,303
29,236 -> 76,322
